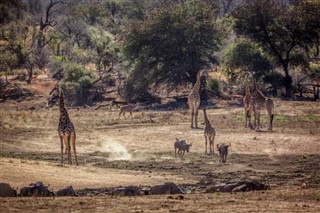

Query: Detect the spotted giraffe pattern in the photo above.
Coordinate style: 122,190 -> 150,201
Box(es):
47,86 -> 79,166
251,78 -> 274,131
203,109 -> 216,155
187,70 -> 206,128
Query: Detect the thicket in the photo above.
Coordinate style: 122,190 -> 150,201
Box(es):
0,0 -> 319,104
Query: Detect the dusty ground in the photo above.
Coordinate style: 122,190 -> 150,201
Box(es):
0,78 -> 320,212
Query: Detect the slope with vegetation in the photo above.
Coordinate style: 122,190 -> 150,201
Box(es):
0,0 -> 319,105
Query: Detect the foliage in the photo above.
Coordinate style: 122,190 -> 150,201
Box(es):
61,63 -> 96,105
206,78 -> 221,96
1,0 -> 320,104
87,26 -> 117,73
123,0 -> 223,93
232,0 -> 320,97
222,39 -> 272,80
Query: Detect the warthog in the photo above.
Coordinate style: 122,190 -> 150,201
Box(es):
20,182 -> 54,197
217,143 -> 231,163
174,138 -> 192,158
0,183 -> 17,197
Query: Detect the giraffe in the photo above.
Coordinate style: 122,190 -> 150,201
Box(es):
46,86 -> 78,166
251,77 -> 274,131
187,70 -> 206,128
119,103 -> 140,119
203,108 -> 216,155
243,73 -> 253,129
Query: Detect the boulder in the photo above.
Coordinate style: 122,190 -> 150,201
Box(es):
149,182 -> 182,195
56,186 -> 76,196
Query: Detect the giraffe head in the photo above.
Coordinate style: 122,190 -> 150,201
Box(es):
199,70 -> 208,78
46,84 -> 64,108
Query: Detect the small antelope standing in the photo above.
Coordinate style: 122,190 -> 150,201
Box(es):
174,138 -> 192,158
119,103 -> 140,119
217,143 -> 231,163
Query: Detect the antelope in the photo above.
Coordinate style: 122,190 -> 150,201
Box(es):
119,103 -> 140,119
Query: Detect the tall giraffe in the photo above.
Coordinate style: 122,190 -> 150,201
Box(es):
203,109 -> 216,155
188,70 -> 206,128
251,77 -> 274,131
47,86 -> 78,165
243,73 -> 253,129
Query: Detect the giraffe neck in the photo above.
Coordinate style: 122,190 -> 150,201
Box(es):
59,91 -> 70,121
192,71 -> 202,93
203,109 -> 212,127
252,79 -> 265,101
245,75 -> 251,95
252,77 -> 258,92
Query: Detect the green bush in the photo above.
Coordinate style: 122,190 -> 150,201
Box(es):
61,62 -> 96,105
206,78 -> 221,96
308,63 -> 320,75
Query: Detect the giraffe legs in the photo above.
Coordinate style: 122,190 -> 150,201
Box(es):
192,102 -> 200,129
254,108 -> 261,131
266,99 -> 274,131
195,110 -> 199,129
209,135 -> 215,155
204,135 -> 208,154
70,132 -> 78,166
204,134 -> 215,155
245,107 -> 253,129
190,108 -> 195,128
64,134 -> 72,165
189,101 -> 200,128
59,135 -> 64,165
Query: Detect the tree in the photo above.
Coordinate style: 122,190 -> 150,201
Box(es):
87,26 -> 116,74
232,0 -> 320,97
123,0 -> 223,99
222,39 -> 272,80
0,0 -> 26,75
62,62 -> 97,105
0,0 -> 63,83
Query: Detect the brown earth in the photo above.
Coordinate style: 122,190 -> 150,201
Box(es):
0,77 -> 320,212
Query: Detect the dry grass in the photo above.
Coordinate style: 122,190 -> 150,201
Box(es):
0,98 -> 320,212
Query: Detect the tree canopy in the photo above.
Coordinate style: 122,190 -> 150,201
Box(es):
123,0 -> 223,93
0,0 -> 319,104
232,0 -> 320,97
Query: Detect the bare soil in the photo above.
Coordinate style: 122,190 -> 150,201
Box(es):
0,77 -> 320,212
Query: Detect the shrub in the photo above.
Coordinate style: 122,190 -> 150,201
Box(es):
61,62 -> 96,105
206,78 -> 221,96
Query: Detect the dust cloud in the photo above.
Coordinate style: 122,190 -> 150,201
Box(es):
101,139 -> 132,161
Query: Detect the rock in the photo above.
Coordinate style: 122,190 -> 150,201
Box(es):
112,187 -> 144,196
149,182 -> 182,195
205,181 -> 270,193
0,183 -> 17,197
56,186 -> 76,196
